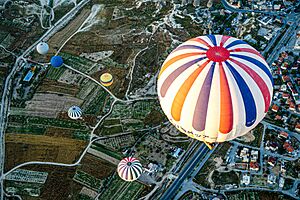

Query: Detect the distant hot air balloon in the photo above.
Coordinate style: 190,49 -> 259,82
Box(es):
36,42 -> 49,55
117,157 -> 142,182
157,35 -> 273,148
50,56 -> 63,68
100,73 -> 113,87
68,106 -> 82,120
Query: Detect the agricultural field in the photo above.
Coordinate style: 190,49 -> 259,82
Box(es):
97,132 -> 136,150
94,100 -> 163,135
60,52 -> 95,73
76,80 -> 98,99
90,142 -> 123,161
91,67 -> 129,99
78,154 -> 116,180
226,191 -> 295,200
99,175 -> 145,200
20,165 -> 82,200
73,170 -> 103,191
110,101 -> 158,119
13,93 -> 83,118
0,64 -> 8,96
46,8 -> 91,56
6,114 -> 91,141
4,181 -> 43,198
82,87 -> 108,116
5,133 -> 87,170
37,79 -> 80,96
97,101 -> 163,135
46,67 -> 66,80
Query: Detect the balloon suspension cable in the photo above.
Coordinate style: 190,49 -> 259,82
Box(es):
204,141 -> 214,150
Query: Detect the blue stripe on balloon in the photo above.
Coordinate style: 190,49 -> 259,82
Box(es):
225,61 -> 256,127
230,54 -> 274,85
207,35 -> 217,46
175,45 -> 208,51
224,39 -> 247,49
192,62 -> 215,131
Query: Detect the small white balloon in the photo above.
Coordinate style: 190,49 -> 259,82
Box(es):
36,42 -> 49,55
68,106 -> 82,120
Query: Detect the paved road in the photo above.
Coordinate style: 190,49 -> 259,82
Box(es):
267,15 -> 300,64
160,143 -> 210,200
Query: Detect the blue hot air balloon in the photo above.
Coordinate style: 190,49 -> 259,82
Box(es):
50,56 -> 63,68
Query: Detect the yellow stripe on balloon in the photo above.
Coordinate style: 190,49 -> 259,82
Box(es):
171,61 -> 209,121
159,52 -> 204,78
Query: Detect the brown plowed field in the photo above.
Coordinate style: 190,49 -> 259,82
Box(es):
79,154 -> 115,179
37,79 -> 80,96
5,134 -> 87,171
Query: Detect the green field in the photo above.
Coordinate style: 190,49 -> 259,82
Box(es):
91,143 -> 123,160
60,52 -> 94,72
110,101 -> 157,119
102,119 -> 121,126
226,191 -> 295,200
46,67 -> 66,80
6,125 -> 46,135
77,193 -> 94,200
7,115 -> 91,140
5,181 -> 42,197
212,171 -> 239,186
72,130 -> 91,141
99,175 -> 144,200
84,89 -> 107,115
8,115 -> 88,130
77,81 -> 97,99
100,125 -> 123,136
73,170 -> 102,191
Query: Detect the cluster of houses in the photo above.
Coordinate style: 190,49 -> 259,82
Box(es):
229,0 -> 295,12
234,147 -> 260,171
271,52 -> 300,132
265,130 -> 297,156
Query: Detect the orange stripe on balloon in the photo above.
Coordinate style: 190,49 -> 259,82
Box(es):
171,60 -> 210,121
159,52 -> 205,78
219,63 -> 233,134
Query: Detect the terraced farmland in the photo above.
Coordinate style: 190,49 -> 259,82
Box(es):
99,175 -> 145,200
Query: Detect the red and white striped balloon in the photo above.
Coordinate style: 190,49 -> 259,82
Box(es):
117,157 -> 142,181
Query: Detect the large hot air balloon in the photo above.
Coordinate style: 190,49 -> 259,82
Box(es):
50,56 -> 63,68
68,106 -> 82,120
117,157 -> 142,182
36,42 -> 49,55
157,35 -> 273,147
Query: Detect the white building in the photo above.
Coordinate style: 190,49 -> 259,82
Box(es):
267,174 -> 276,184
241,174 -> 250,185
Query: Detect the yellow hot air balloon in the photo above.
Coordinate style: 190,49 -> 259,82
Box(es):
100,73 -> 113,87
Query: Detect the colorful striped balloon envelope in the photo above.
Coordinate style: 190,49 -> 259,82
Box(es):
117,157 -> 143,182
157,35 -> 273,143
